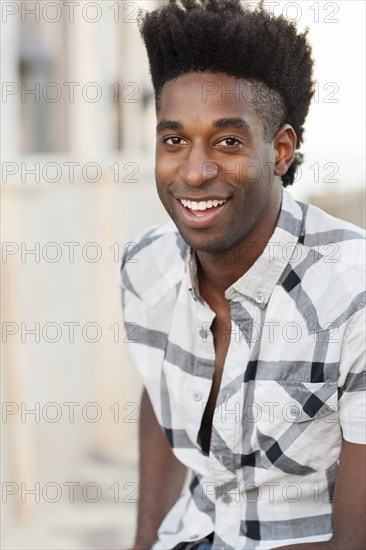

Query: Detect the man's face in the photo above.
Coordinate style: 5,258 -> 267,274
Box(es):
155,72 -> 282,254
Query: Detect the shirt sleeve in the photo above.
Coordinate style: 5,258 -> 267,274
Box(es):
338,307 -> 366,444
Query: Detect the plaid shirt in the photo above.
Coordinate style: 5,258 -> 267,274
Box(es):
119,189 -> 365,550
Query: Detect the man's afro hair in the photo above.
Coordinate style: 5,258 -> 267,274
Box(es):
138,0 -> 315,187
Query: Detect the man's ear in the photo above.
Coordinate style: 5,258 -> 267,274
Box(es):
273,124 -> 297,177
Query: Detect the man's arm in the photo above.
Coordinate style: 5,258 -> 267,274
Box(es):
132,388 -> 187,550
274,439 -> 366,550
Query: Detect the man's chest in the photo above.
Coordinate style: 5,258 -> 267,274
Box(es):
158,291 -> 343,473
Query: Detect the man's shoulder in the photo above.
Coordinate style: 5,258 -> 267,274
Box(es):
120,219 -> 183,265
300,197 -> 365,237
290,198 -> 365,323
279,192 -> 365,321
119,220 -> 189,307
297,197 -> 365,267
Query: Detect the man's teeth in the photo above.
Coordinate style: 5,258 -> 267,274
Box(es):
180,199 -> 227,211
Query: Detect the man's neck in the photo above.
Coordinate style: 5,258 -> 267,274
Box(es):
195,196 -> 282,300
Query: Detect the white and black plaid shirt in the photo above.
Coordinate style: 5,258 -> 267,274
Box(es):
119,189 -> 365,550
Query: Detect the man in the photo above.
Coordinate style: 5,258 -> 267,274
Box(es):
119,1 -> 365,548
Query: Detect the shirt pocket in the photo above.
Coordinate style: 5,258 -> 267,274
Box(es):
250,381 -> 342,474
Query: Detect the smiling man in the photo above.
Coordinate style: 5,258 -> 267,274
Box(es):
119,1 -> 366,549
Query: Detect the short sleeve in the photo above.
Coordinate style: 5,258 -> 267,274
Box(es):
338,307 -> 366,444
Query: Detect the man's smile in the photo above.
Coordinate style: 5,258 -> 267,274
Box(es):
176,196 -> 230,228
179,198 -> 228,210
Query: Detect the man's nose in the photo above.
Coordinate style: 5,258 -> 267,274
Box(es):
178,144 -> 218,187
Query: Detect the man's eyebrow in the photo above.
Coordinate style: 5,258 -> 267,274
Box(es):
212,118 -> 251,132
156,117 -> 251,133
156,120 -> 183,133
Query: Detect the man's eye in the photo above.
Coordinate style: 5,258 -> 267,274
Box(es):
218,137 -> 243,147
163,136 -> 186,145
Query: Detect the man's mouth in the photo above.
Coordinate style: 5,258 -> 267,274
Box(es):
176,197 -> 229,227
179,198 -> 227,211
179,199 -> 226,210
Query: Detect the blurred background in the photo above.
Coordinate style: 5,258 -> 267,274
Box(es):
1,1 -> 365,549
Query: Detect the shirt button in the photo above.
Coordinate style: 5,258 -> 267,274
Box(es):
222,494 -> 232,504
192,391 -> 202,401
288,404 -> 301,420
255,292 -> 264,304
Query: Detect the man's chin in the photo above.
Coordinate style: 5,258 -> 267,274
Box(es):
179,231 -> 232,256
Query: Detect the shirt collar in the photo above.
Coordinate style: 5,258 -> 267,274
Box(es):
188,189 -> 304,307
